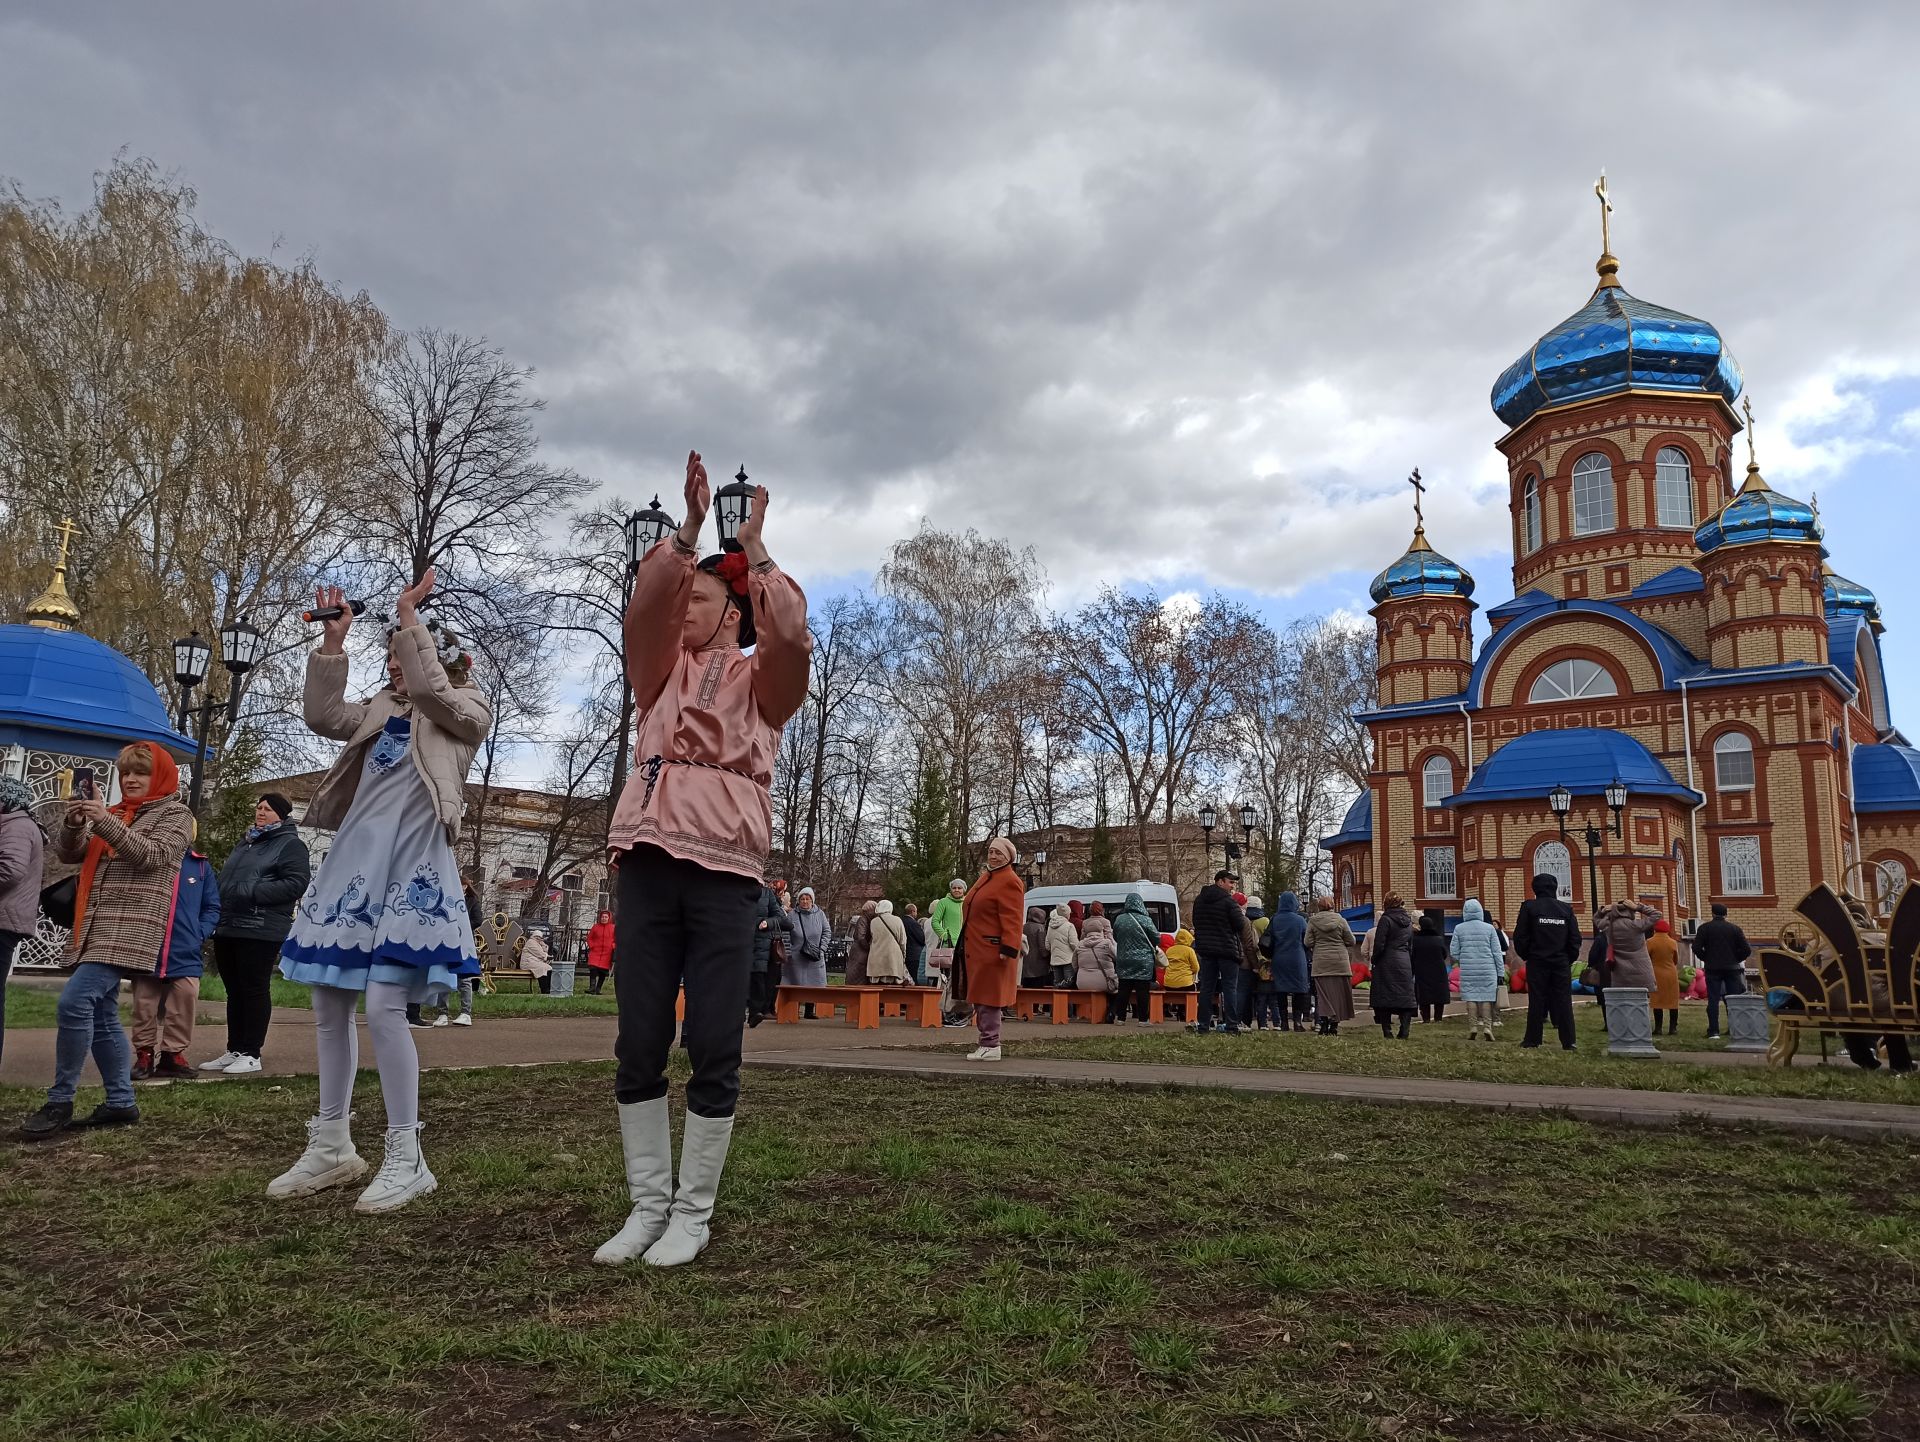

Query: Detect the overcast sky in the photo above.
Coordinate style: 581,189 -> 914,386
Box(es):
5,1 -> 1917,727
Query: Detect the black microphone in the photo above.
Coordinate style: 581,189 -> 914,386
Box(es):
302,598 -> 369,623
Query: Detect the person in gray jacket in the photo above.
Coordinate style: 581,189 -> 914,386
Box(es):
202,793 -> 311,1074
784,887 -> 832,1018
0,778 -> 47,1070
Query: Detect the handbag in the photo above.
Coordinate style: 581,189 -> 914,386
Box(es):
40,875 -> 77,929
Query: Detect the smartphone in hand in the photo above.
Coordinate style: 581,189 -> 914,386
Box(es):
71,767 -> 96,801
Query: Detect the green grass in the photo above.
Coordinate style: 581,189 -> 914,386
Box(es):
4,1062 -> 1919,1440
3,976 -> 620,1028
1016,1003 -> 1920,1107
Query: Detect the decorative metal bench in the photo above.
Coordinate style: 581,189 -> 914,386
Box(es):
1756,876 -> 1919,1068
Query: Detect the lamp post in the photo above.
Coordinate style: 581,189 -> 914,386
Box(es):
611,496 -> 679,809
1238,803 -> 1259,885
1033,849 -> 1048,887
172,614 -> 267,816
1198,802 -> 1217,870
1548,776 -> 1628,965
714,466 -> 756,551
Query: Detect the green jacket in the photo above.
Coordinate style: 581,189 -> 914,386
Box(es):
929,893 -> 964,946
1110,894 -> 1161,981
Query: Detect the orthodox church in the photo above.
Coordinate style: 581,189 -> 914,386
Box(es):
1323,188 -> 1914,942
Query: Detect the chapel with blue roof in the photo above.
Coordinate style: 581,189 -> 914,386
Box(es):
1322,188 -> 1912,943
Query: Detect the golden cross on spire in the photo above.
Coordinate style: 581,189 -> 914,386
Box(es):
1408,467 -> 1426,534
51,516 -> 79,565
24,515 -> 83,630
1742,395 -> 1758,469
1595,170 -> 1613,256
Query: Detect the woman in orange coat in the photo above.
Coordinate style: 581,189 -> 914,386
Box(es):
1647,917 -> 1682,1036
956,836 -> 1025,1062
585,909 -> 615,994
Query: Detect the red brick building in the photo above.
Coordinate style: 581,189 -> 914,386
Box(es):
1323,235 -> 1913,942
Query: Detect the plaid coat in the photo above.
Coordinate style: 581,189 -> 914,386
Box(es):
56,796 -> 196,976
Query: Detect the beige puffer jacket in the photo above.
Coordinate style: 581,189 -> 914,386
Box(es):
302,624 -> 491,844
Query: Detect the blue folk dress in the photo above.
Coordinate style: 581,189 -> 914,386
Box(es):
279,716 -> 477,1001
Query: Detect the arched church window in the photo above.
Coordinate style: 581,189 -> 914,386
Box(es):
1655,446 -> 1694,527
1338,865 -> 1354,910
1673,840 -> 1688,911
1534,841 -> 1574,900
1571,452 -> 1615,535
1877,857 -> 1907,910
1713,732 -> 1756,791
1522,476 -> 1542,553
1423,754 -> 1455,807
1528,658 -> 1618,703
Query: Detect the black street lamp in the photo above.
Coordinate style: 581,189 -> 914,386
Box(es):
1198,802 -> 1217,868
611,496 -> 680,812
174,614 -> 266,816
1033,848 -> 1048,886
1548,778 -> 1629,974
714,466 -> 756,550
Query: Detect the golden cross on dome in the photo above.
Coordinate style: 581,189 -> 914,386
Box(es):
1408,468 -> 1426,532
1594,171 -> 1614,257
1742,395 -> 1758,469
51,515 -> 79,563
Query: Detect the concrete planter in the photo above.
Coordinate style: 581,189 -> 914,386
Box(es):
1602,986 -> 1661,1058
1723,991 -> 1770,1053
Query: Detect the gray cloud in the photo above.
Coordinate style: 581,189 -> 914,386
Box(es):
3,0 -> 1916,598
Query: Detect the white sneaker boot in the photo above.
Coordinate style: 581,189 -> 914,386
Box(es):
267,1117 -> 368,1198
966,1045 -> 1003,1061
451,1013 -> 472,1027
354,1124 -> 437,1213
592,1097 -> 674,1265
642,1112 -> 735,1268
199,1050 -> 241,1072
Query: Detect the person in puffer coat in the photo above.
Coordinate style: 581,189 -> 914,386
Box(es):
129,850 -> 221,1080
1073,913 -> 1117,1008
1597,900 -> 1658,992
867,900 -> 910,985
1368,895 -> 1418,1039
747,885 -> 784,1025
1449,898 -> 1504,1040
1045,905 -> 1078,988
1109,893 -> 1160,1024
1264,892 -> 1311,1031
1306,899 -> 1357,1034
1021,906 -> 1050,986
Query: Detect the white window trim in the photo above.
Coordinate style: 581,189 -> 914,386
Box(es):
1655,446 -> 1694,528
1423,755 -> 1454,808
1571,453 -> 1615,536
1719,835 -> 1764,897
1522,476 -> 1542,553
1713,734 -> 1756,792
1423,846 -> 1458,899
1534,841 -> 1574,899
1529,658 -> 1619,704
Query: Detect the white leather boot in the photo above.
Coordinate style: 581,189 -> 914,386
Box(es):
354,1123 -> 437,1213
642,1112 -> 734,1268
593,1097 -> 674,1265
266,1117 -> 368,1199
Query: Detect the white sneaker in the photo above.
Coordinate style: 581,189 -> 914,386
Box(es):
355,1125 -> 437,1213
432,1015 -> 449,1027
222,1054 -> 263,1074
199,1051 -> 241,1072
451,1013 -> 472,1027
966,1045 -> 1003,1061
267,1117 -> 368,1198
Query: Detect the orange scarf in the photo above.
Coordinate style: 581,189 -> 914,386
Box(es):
70,742 -> 181,944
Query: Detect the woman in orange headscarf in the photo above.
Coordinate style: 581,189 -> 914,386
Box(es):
21,742 -> 194,1140
1647,917 -> 1682,1037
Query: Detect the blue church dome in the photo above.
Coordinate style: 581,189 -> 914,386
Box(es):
1854,744 -> 1920,814
1369,531 -> 1474,604
1490,264 -> 1743,431
0,623 -> 197,760
1320,791 -> 1372,849
1694,462 -> 1822,553
1446,728 -> 1702,807
1824,570 -> 1881,624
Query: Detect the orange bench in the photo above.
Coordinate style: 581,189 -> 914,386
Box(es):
1011,987 -> 1108,1024
874,986 -> 945,1028
775,984 -> 883,1028
1152,990 -> 1198,1024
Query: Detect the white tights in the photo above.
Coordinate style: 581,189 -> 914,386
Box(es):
312,980 -> 420,1129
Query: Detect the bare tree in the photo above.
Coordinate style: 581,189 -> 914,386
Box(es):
511,702 -> 617,920
465,634 -> 557,871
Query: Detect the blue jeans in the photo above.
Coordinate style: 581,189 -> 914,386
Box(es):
1705,969 -> 1746,1035
1197,952 -> 1244,1032
50,962 -> 135,1109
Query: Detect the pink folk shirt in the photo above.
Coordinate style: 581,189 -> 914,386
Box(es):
605,538 -> 812,879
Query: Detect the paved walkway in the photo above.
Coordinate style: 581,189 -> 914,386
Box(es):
5,1005 -> 1913,1140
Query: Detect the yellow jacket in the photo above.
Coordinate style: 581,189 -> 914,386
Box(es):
1163,928 -> 1198,989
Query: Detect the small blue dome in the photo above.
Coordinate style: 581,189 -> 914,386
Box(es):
1823,570 -> 1880,624
1854,744 -> 1920,814
1694,465 -> 1823,553
1319,791 -> 1372,850
1448,727 -> 1702,807
1369,533 -> 1474,604
1491,274 -> 1743,430
0,623 -> 197,759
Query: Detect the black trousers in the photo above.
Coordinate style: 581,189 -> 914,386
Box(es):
613,845 -> 758,1118
1522,959 -> 1577,1048
748,969 -> 775,1019
1843,1033 -> 1917,1072
219,936 -> 282,1056
1287,992 -> 1312,1025
0,930 -> 20,1070
587,967 -> 609,994
1113,978 -> 1152,1021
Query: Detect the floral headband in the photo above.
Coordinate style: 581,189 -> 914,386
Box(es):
710,551 -> 751,597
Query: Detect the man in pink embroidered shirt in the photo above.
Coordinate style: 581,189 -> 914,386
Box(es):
595,451 -> 812,1270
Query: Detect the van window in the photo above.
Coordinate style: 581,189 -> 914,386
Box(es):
1143,901 -> 1176,933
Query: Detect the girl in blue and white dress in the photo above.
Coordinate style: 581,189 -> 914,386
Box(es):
267,570 -> 491,1214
